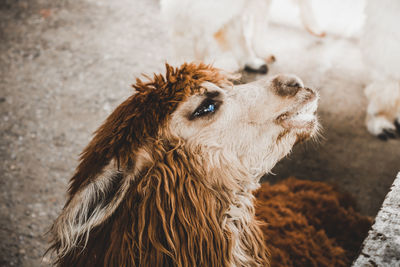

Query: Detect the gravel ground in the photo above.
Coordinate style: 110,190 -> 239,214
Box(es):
1,0 -> 399,266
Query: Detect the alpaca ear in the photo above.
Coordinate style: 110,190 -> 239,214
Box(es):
53,159 -> 133,254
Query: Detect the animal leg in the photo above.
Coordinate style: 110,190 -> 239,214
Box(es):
297,0 -> 326,37
365,80 -> 400,140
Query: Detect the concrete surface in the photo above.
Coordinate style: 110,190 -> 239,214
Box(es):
353,172 -> 400,266
0,0 -> 399,266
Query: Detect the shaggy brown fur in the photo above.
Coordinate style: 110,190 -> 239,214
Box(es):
254,177 -> 372,267
68,63 -> 228,197
48,63 -> 269,267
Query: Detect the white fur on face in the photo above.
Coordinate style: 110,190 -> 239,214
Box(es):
170,75 -> 319,182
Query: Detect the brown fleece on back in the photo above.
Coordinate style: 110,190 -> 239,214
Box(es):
254,177 -> 372,267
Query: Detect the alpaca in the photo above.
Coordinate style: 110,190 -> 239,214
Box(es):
48,63 -> 319,266
361,0 -> 400,139
161,0 -> 323,73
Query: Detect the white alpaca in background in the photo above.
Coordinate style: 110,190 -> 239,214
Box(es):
160,0 -> 323,73
160,0 -> 269,73
361,0 -> 400,139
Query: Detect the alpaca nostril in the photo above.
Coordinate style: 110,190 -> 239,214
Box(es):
272,75 -> 303,97
282,85 -> 300,97
288,81 -> 302,88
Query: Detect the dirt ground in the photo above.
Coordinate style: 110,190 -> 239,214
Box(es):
0,0 -> 399,266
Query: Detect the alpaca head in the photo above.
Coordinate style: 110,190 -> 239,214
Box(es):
50,63 -> 319,266
169,72 -> 319,183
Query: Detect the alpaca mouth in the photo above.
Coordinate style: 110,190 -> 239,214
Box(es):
276,89 -> 319,129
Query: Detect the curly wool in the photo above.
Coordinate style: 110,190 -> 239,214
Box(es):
254,177 -> 372,267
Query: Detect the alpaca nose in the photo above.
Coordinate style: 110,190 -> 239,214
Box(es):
271,75 -> 304,97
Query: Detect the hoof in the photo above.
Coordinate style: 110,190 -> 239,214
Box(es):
377,128 -> 397,141
244,64 -> 268,74
366,115 -> 399,140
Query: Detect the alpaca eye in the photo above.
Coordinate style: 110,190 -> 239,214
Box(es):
191,99 -> 219,119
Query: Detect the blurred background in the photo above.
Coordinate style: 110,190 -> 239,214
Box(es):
0,0 -> 399,266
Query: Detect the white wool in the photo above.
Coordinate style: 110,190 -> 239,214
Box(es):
361,0 -> 400,136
